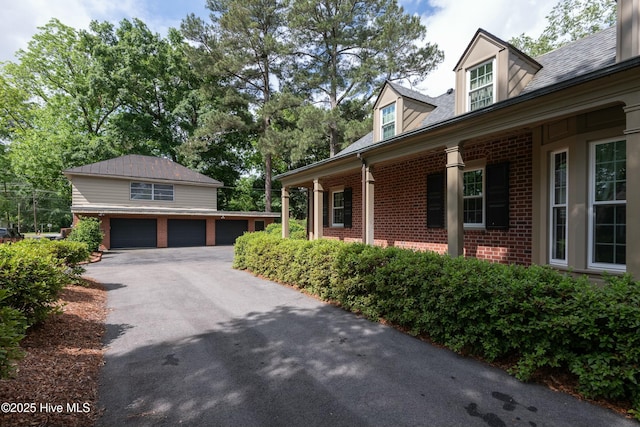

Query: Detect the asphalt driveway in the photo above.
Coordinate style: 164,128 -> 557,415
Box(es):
86,246 -> 638,427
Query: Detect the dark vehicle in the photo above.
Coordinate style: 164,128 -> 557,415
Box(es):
0,227 -> 24,240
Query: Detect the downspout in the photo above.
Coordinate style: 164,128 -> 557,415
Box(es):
358,153 -> 367,244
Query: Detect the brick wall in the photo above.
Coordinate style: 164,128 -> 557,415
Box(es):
322,129 -> 534,265
322,172 -> 363,241
462,131 -> 533,265
373,151 -> 448,252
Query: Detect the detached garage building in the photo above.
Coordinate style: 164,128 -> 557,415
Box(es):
64,155 -> 278,249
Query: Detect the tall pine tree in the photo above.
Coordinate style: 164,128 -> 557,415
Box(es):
288,0 -> 443,156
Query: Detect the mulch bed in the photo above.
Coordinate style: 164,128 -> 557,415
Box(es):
0,279 -> 107,427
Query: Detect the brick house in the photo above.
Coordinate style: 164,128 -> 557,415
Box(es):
276,0 -> 640,278
64,155 -> 278,249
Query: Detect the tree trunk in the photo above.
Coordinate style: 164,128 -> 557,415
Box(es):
329,123 -> 339,157
264,153 -> 272,212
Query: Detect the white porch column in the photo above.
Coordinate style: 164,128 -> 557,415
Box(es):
446,145 -> 465,257
281,187 -> 290,238
313,179 -> 324,240
365,166 -> 375,245
625,102 -> 640,277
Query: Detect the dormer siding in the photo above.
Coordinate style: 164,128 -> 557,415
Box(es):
373,82 -> 436,143
617,0 -> 640,62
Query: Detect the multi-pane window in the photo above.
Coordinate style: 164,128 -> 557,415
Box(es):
381,103 -> 396,140
130,182 -> 174,201
590,139 -> 626,269
469,60 -> 494,111
153,184 -> 174,201
463,169 -> 484,226
332,191 -> 345,227
130,182 -> 153,200
550,151 -> 568,264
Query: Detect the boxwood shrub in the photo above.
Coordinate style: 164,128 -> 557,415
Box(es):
0,238 -> 88,377
234,232 -> 640,414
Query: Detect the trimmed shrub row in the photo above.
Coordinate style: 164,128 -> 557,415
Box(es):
0,239 -> 90,377
234,232 -> 640,413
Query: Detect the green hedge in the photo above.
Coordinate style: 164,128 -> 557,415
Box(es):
0,289 -> 27,378
234,232 -> 640,413
0,239 -> 89,377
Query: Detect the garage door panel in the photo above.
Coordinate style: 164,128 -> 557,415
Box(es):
215,220 -> 248,245
168,219 -> 206,247
111,218 -> 157,248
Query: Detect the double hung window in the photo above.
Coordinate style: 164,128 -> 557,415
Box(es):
550,151 -> 568,265
468,60 -> 494,111
589,139 -> 626,270
381,103 -> 396,140
463,168 -> 484,226
332,190 -> 345,227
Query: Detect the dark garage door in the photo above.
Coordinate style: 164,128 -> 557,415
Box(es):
110,218 -> 157,248
168,219 -> 206,247
216,220 -> 248,245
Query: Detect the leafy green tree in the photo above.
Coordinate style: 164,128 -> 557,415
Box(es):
510,0 -> 617,57
2,17 -> 248,226
288,0 -> 443,156
98,19 -> 204,159
2,18 -> 126,225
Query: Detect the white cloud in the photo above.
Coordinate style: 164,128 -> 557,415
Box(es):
413,0 -> 559,96
0,0 -> 151,63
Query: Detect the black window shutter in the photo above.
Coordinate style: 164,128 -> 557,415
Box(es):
322,191 -> 329,227
427,172 -> 445,228
485,162 -> 510,230
343,187 -> 353,228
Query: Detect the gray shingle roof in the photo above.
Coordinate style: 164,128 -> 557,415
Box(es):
387,81 -> 439,106
338,131 -> 374,156
337,26 -> 617,157
522,26 -> 616,94
64,155 -> 223,186
421,90 -> 455,126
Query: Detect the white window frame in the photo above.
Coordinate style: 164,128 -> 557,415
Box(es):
588,138 -> 626,272
463,167 -> 485,228
467,59 -> 496,112
380,102 -> 396,140
130,182 -> 152,200
331,189 -> 345,228
130,182 -> 174,202
549,150 -> 568,266
153,183 -> 174,201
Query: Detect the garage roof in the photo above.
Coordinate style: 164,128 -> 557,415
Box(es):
64,155 -> 223,186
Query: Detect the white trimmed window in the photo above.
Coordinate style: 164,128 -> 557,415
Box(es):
130,182 -> 174,201
463,168 -> 484,227
589,139 -> 626,271
468,60 -> 495,111
332,190 -> 345,227
550,150 -> 568,265
381,103 -> 396,140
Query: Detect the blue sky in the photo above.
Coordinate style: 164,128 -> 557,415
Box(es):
0,0 -> 559,96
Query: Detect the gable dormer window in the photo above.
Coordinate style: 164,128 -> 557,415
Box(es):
381,103 -> 396,139
468,59 -> 495,111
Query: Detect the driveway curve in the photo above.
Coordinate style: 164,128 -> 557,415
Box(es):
86,246 -> 637,427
